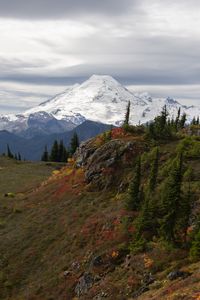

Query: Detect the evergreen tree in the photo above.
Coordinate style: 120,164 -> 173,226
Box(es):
50,140 -> 59,162
18,153 -> 21,161
179,113 -> 187,129
136,193 -> 157,239
148,105 -> 171,139
126,156 -> 142,211
147,122 -> 155,139
177,167 -> 193,242
58,140 -> 68,162
160,153 -> 183,242
148,147 -> 159,192
14,154 -> 17,160
58,140 -> 64,162
61,147 -> 68,162
7,144 -> 14,159
190,229 -> 200,261
175,107 -> 181,131
192,117 -> 196,125
160,105 -> 168,130
70,132 -> 79,155
124,101 -> 131,126
41,145 -> 49,162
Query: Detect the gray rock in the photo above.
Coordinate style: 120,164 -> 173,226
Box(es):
167,270 -> 191,281
75,272 -> 94,297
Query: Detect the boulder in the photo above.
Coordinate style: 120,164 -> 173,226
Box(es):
75,272 -> 94,297
167,270 -> 191,281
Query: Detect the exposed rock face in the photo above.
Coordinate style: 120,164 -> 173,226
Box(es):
75,138 -> 98,167
75,138 -> 147,190
75,272 -> 94,297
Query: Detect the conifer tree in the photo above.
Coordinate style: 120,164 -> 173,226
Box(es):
175,107 -> 181,131
50,140 -> 59,162
192,117 -> 196,125
18,153 -> 21,161
160,153 -> 183,242
41,145 -> 49,162
160,105 -> 168,130
61,147 -> 68,162
190,229 -> 200,261
58,140 -> 64,162
70,132 -> 79,155
136,193 -> 158,238
179,113 -> 187,129
147,122 -> 155,139
126,156 -> 142,211
7,144 -> 14,159
124,101 -> 131,126
148,147 -> 159,192
178,167 -> 193,242
58,140 -> 68,162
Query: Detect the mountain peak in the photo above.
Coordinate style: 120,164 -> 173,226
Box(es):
1,75 -> 200,136
88,74 -> 118,83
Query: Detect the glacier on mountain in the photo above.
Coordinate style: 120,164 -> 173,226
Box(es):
0,75 -> 200,137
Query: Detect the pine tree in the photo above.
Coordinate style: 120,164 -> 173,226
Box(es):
41,145 -> 49,162
58,140 -> 64,162
190,229 -> 200,261
160,153 -> 183,242
50,140 -> 59,162
7,144 -> 14,159
175,107 -> 181,131
126,156 -> 142,211
58,140 -> 68,162
136,149 -> 159,239
192,117 -> 196,125
147,122 -> 155,139
179,113 -> 187,129
136,193 -> 158,239
70,132 -> 79,155
148,147 -> 159,192
160,105 -> 168,130
151,105 -> 169,139
18,153 -> 21,161
61,147 -> 68,162
124,101 -> 131,126
177,167 -> 193,242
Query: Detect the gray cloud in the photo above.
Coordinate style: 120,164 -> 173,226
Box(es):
0,0 -> 137,19
0,0 -> 200,113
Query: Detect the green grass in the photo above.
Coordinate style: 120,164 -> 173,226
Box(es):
0,157 -> 59,197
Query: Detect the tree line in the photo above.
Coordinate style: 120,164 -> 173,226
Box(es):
123,103 -> 200,259
3,144 -> 22,161
41,132 -> 79,162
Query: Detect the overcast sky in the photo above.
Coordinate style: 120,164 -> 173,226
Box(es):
0,0 -> 200,113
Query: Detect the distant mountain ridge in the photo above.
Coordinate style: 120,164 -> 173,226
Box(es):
0,75 -> 200,138
0,121 -> 111,161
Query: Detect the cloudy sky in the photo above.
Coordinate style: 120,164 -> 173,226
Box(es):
0,0 -> 200,113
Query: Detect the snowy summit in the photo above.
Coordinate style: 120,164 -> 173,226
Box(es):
0,75 -> 200,137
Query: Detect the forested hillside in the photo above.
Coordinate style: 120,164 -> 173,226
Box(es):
0,108 -> 200,299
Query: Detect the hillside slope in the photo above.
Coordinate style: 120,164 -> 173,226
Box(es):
0,126 -> 200,300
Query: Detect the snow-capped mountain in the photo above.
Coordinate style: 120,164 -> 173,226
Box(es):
0,75 -> 200,138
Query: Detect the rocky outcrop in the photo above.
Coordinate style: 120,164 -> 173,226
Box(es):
75,272 -> 94,297
75,138 -> 147,190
